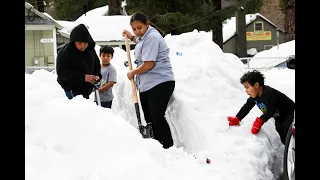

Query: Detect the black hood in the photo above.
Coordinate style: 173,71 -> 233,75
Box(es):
69,24 -> 95,49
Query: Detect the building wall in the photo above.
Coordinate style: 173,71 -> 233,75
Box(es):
223,17 -> 285,56
246,17 -> 285,52
56,35 -> 70,50
223,36 -> 237,55
25,30 -> 55,67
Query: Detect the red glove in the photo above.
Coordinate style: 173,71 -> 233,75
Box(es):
227,116 -> 240,126
251,117 -> 264,134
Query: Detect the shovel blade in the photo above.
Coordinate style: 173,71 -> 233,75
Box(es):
139,123 -> 154,139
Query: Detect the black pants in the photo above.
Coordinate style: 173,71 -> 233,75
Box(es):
139,81 -> 175,149
275,113 -> 294,145
95,101 -> 112,109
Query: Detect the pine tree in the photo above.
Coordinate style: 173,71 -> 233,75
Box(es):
125,0 -> 263,36
125,0 -> 216,35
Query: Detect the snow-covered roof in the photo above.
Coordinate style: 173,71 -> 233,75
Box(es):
77,3 -> 127,19
58,15 -> 133,42
77,5 -> 109,19
56,5 -> 111,33
55,20 -> 74,30
222,13 -> 284,43
56,4 -> 132,42
25,2 -> 63,30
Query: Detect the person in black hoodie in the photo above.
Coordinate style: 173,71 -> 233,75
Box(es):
56,24 -> 102,99
227,70 -> 295,144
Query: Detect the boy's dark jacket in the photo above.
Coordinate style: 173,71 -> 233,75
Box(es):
236,85 -> 295,125
56,24 -> 101,98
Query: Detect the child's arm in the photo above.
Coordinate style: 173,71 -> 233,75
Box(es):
250,91 -> 278,134
99,82 -> 115,92
236,98 -> 255,120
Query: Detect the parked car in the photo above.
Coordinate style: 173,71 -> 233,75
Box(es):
283,55 -> 295,180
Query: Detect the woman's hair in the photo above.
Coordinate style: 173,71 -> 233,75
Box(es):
130,12 -> 166,38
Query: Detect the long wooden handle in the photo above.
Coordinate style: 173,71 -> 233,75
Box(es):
124,34 -> 139,104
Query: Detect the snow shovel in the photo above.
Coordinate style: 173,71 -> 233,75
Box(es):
124,34 -> 154,139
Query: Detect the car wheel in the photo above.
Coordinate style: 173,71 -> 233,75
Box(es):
283,123 -> 295,180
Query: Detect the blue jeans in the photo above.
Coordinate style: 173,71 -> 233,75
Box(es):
64,90 -> 83,99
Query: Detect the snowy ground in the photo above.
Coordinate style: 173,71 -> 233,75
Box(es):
25,31 -> 294,180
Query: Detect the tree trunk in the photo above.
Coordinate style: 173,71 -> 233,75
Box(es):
211,0 -> 223,49
108,0 -> 121,15
284,0 -> 295,42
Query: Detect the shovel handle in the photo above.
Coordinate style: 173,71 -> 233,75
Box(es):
124,34 -> 139,104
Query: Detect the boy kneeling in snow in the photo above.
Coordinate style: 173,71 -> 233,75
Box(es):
227,70 -> 295,144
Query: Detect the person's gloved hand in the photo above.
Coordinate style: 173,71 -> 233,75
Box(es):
227,116 -> 240,126
251,117 -> 264,134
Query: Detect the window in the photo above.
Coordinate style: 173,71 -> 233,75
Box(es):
254,21 -> 263,31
